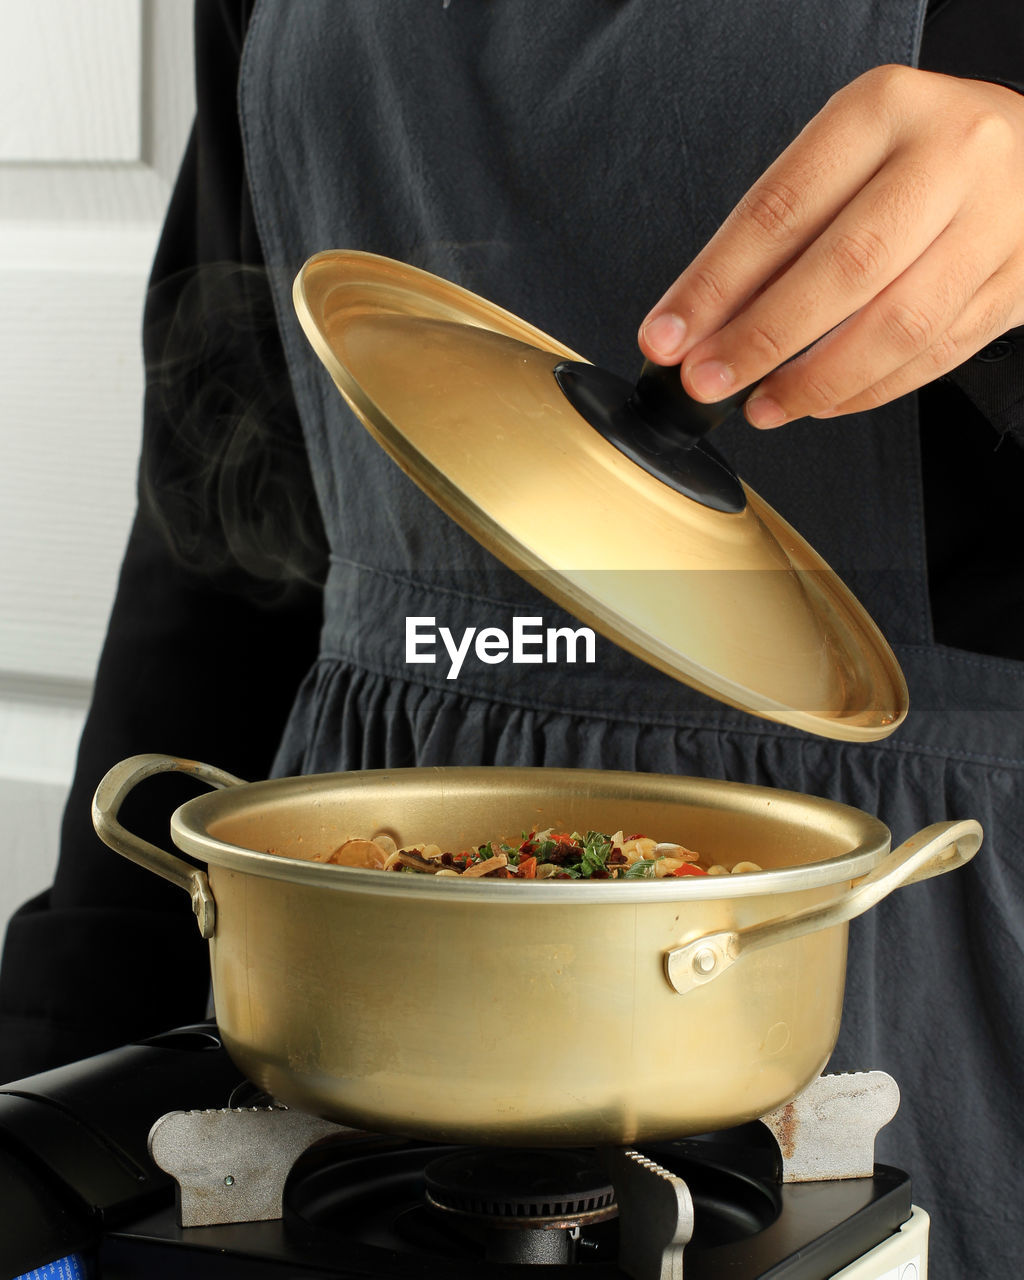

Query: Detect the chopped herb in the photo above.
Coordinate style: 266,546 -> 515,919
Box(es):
580,830 -> 613,876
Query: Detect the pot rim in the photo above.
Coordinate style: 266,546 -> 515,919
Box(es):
169,766 -> 891,904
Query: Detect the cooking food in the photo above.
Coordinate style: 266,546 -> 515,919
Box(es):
312,828 -> 763,880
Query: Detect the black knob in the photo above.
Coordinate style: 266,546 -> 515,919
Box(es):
629,359 -> 749,444
553,358 -> 747,514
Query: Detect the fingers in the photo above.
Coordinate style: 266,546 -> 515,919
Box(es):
637,68 -> 1024,429
680,153 -> 964,409
743,215 -> 1012,425
808,265 -> 1022,417
639,68 -> 901,363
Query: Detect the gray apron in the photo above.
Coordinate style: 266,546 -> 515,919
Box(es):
239,4 -> 1024,1274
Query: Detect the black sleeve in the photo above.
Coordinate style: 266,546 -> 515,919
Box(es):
920,0 -> 1024,438
0,0 -> 326,1080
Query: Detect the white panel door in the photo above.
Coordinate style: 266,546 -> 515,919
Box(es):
0,1 -> 196,935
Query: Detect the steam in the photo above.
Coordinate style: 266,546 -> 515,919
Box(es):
140,262 -> 328,593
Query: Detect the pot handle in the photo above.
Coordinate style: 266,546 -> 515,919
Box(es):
664,818 -> 982,996
91,753 -> 248,940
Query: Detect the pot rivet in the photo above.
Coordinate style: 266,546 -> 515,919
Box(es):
693,948 -> 717,975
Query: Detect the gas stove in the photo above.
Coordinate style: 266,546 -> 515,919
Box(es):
0,1025 -> 926,1279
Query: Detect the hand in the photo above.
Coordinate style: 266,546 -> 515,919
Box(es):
637,66 -> 1024,428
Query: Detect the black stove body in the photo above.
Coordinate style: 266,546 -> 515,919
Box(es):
0,1025 -> 913,1280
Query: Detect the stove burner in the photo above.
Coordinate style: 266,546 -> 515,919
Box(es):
94,1127 -> 915,1276
418,1148 -> 618,1265
4,1025 -> 920,1280
282,1133 -> 786,1271
424,1148 -> 617,1227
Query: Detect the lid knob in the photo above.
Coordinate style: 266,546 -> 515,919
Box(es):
630,359 -> 749,444
553,358 -> 748,513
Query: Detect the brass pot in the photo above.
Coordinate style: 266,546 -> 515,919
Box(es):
92,755 -> 980,1146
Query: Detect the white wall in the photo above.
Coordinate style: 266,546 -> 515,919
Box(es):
0,2 -> 195,932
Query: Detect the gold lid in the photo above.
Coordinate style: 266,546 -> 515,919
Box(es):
293,250 -> 907,742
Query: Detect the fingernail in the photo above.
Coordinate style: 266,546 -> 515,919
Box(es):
687,359 -> 736,401
641,312 -> 687,359
745,395 -> 788,429
811,407 -> 840,419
